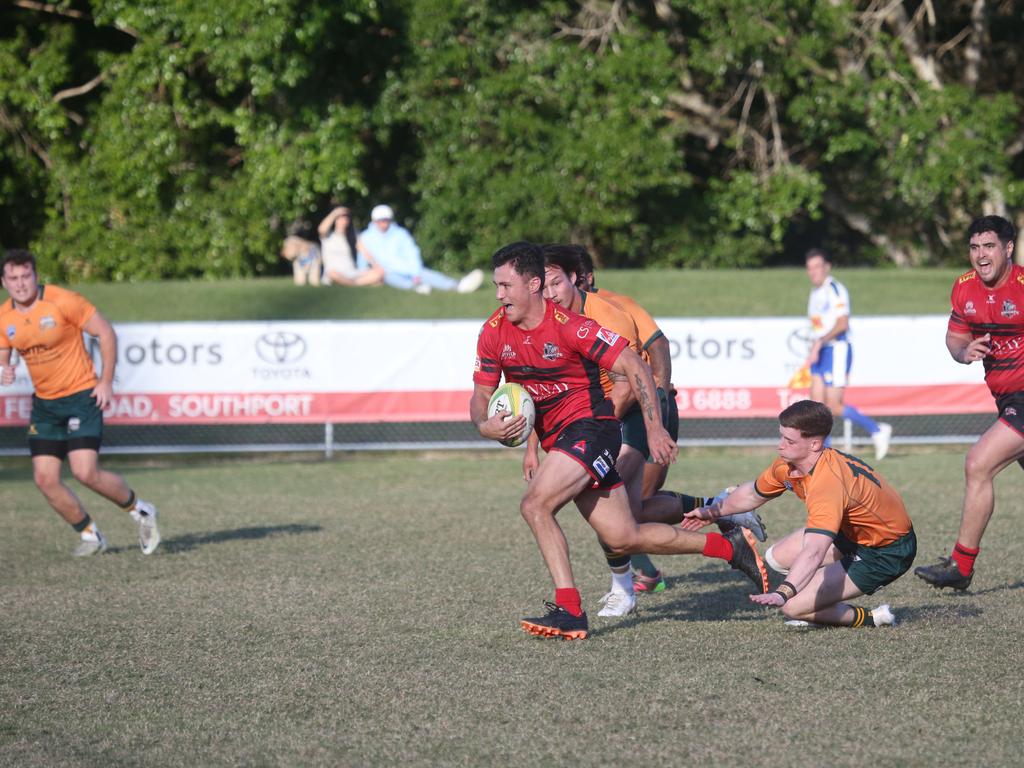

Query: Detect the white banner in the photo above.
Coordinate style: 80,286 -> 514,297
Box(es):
0,316 -> 994,424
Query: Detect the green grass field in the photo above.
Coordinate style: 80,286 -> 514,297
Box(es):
3,447 -> 1022,767
70,267 -> 962,321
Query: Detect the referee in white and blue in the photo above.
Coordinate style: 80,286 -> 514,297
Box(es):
804,248 -> 892,460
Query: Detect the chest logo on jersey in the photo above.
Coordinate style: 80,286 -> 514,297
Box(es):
596,328 -> 620,346
783,481 -> 793,491
987,293 -> 996,304
553,310 -> 569,325
964,301 -> 976,315
39,315 -> 56,330
501,344 -> 516,360
577,322 -> 592,340
5,325 -> 14,341
542,342 -> 560,361
1002,300 -> 1019,318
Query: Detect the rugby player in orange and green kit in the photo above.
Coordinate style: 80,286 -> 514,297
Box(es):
684,399 -> 916,627
0,250 -> 160,557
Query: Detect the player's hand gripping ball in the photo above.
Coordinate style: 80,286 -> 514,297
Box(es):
487,382 -> 536,447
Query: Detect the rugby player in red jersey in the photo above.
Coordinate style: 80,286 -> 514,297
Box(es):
470,241 -> 768,639
915,215 -> 1024,591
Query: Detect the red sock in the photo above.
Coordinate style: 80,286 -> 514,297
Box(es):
951,542 -> 979,576
702,532 -> 733,561
554,588 -> 583,617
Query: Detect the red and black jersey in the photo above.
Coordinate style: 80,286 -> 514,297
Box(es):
474,300 -> 628,450
949,265 -> 1024,395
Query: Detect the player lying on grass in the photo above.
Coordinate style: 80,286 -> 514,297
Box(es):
682,399 -> 915,628
470,241 -> 768,641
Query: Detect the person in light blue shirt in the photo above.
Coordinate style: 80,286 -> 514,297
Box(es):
358,204 -> 483,295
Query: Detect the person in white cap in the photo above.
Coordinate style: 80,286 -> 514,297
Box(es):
359,204 -> 484,294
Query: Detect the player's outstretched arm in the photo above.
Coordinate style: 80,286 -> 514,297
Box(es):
683,481 -> 766,526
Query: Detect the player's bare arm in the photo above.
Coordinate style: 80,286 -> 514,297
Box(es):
807,315 -> 850,364
749,531 -> 832,607
646,335 -> 672,391
684,481 -> 767,525
83,310 -> 117,409
606,370 -> 636,418
523,430 -> 540,482
0,346 -> 14,386
946,328 -> 990,364
612,347 -> 677,465
470,382 -> 527,444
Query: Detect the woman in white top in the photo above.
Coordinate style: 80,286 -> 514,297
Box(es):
317,206 -> 385,286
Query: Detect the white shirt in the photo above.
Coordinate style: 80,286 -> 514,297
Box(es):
807,276 -> 850,343
321,233 -> 359,279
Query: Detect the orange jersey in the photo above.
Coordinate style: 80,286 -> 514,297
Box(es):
577,290 -> 640,395
593,288 -> 664,364
0,285 -> 98,399
754,449 -> 912,548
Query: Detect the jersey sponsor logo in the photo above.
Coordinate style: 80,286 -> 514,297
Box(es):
1006,407 -> 1018,417
501,344 -> 515,360
5,325 -> 14,340
783,481 -> 793,491
523,336 -> 532,346
1002,300 -> 1019,318
577,322 -> 592,339
525,381 -> 569,401
964,300 -> 976,315
1017,273 -> 1024,286
959,271 -> 977,284
542,342 -> 560,360
488,309 -> 503,328
592,454 -> 611,478
68,417 -> 81,432
572,439 -> 587,453
553,310 -> 569,325
39,316 -> 56,330
28,423 -> 37,436
987,293 -> 996,304
473,355 -> 481,372
596,327 -> 620,346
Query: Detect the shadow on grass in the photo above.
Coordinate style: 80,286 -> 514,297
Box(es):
106,523 -> 322,555
595,567 -> 768,637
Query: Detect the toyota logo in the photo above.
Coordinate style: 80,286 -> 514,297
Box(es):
256,332 -> 307,364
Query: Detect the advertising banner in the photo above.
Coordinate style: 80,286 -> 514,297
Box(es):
0,316 -> 994,425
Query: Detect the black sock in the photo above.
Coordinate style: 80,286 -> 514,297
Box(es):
72,514 -> 92,533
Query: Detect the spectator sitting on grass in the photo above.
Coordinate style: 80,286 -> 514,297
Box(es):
358,204 -> 483,295
317,206 -> 385,287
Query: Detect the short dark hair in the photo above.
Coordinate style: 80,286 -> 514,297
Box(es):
492,241 -> 545,286
541,244 -> 583,280
779,399 -> 833,438
967,215 -> 1015,245
804,247 -> 830,264
2,249 -> 36,274
576,247 -> 595,288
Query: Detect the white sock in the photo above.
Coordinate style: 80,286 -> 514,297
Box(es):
80,522 -> 99,540
610,569 -> 633,594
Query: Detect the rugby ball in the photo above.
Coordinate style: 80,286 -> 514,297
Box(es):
487,382 -> 536,447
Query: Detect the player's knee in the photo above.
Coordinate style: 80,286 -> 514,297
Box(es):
519,497 -> 550,527
70,465 -> 100,488
963,448 -> 995,481
32,469 -> 60,493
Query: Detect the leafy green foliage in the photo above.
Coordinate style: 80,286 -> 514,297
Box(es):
1,1 -> 1022,277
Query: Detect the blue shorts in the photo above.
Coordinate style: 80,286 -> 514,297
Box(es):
810,341 -> 852,388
